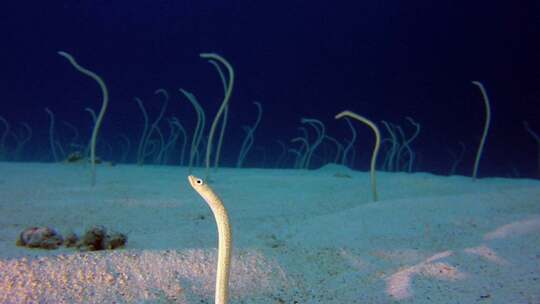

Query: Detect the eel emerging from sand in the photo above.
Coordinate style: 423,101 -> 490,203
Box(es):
188,175 -> 232,304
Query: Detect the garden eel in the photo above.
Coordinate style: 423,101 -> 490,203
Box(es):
188,175 -> 232,304
471,81 -> 491,181
335,110 -> 381,202
57,51 -> 109,187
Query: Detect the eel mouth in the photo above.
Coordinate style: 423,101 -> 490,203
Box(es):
187,175 -> 197,187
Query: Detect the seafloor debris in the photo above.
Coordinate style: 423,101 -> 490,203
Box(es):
64,231 -> 79,247
76,225 -> 128,251
16,226 -> 64,249
64,151 -> 113,166
77,225 -> 108,251
333,172 -> 352,178
16,225 -> 127,251
64,151 -> 85,163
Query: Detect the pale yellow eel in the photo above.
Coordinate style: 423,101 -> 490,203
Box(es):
335,110 -> 381,202
188,175 -> 232,304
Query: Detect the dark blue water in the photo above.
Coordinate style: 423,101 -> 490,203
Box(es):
1,1 -> 538,178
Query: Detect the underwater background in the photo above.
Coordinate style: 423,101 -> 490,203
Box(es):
2,1 -> 539,177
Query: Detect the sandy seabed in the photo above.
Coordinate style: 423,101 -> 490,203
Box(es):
0,162 -> 539,303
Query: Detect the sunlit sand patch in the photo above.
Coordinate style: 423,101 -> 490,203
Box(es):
385,250 -> 466,300
484,216 -> 540,240
464,245 -> 508,265
0,249 -> 286,303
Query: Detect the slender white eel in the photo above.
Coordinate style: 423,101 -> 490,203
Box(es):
188,175 -> 232,304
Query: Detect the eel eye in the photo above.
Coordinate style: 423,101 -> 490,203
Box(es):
196,179 -> 203,185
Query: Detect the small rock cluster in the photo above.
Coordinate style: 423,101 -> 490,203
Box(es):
64,151 -> 115,166
16,227 -> 63,249
16,225 -> 127,251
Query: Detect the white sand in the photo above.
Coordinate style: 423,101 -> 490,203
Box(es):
0,162 -> 539,303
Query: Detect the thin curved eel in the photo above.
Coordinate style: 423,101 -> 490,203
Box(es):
335,110 -> 381,202
58,51 -> 109,186
188,175 -> 232,304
